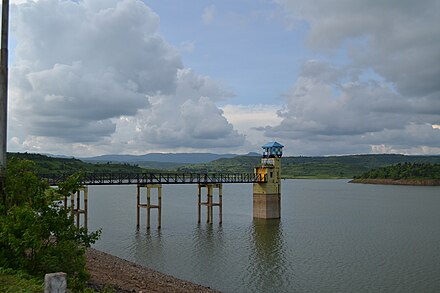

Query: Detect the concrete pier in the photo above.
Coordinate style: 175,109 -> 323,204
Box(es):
137,184 -> 162,229
66,187 -> 88,229
198,183 -> 222,224
253,142 -> 283,219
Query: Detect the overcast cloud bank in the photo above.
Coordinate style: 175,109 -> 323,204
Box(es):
269,0 -> 440,155
6,0 -> 440,156
9,0 -> 244,155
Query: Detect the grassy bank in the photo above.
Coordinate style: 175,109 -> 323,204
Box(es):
0,268 -> 43,292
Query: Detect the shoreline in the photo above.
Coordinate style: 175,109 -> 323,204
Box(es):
349,178 -> 440,186
86,248 -> 220,293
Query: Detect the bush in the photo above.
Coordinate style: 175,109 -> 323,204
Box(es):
0,268 -> 44,292
0,158 -> 100,291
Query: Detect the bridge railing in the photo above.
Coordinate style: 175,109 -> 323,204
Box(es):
39,172 -> 267,186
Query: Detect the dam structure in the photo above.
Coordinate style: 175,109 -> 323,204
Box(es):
41,142 -> 284,228
253,142 -> 283,219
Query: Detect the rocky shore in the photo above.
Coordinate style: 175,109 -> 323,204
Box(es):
349,178 -> 440,186
86,248 -> 220,293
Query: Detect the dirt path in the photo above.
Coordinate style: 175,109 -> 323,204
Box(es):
86,248 -> 220,293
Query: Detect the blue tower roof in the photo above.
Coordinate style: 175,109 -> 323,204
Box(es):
262,141 -> 284,148
261,141 -> 284,158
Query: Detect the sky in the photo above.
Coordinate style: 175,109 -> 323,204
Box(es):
5,0 -> 440,156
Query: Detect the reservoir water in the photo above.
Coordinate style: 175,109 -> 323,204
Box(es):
88,180 -> 440,292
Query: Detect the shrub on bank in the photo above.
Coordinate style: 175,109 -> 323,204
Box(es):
0,158 -> 101,291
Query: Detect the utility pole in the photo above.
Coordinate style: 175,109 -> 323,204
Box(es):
0,0 -> 9,203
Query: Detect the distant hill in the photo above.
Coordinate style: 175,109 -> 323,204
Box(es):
178,154 -> 440,179
8,152 -> 440,179
81,153 -> 238,164
8,152 -> 145,174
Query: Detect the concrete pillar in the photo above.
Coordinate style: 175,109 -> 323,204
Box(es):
136,184 -> 140,227
157,186 -> 162,229
44,272 -> 67,293
198,183 -> 222,224
76,190 -> 80,227
138,184 -> 162,229
253,157 -> 281,219
84,187 -> 88,229
219,184 -> 223,224
197,184 -> 201,223
147,186 -> 151,229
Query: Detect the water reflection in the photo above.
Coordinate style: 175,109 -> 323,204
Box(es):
247,219 -> 290,292
127,229 -> 164,269
90,182 -> 440,292
190,224 -> 227,283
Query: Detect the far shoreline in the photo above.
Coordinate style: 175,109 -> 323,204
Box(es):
349,178 -> 440,186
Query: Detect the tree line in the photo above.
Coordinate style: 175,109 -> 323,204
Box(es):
354,163 -> 440,180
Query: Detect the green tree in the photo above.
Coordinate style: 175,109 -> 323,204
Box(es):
0,158 -> 100,291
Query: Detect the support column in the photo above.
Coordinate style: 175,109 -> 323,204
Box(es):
253,157 -> 281,219
137,184 -> 162,229
76,190 -> 80,227
219,184 -> 223,224
69,187 -> 88,229
70,192 -> 74,218
158,186 -> 162,229
197,184 -> 201,223
198,183 -> 222,224
146,186 -> 151,229
207,185 -> 212,223
136,184 -> 140,227
84,187 -> 88,229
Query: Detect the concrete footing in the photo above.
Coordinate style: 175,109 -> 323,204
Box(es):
253,193 -> 280,219
44,272 -> 67,293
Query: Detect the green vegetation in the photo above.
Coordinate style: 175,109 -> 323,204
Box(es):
8,152 -> 144,174
8,152 -> 440,179
0,158 -> 101,291
178,156 -> 258,173
354,163 -> 440,180
178,154 -> 440,178
0,268 -> 44,292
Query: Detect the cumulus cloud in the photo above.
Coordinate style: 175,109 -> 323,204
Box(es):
269,0 -> 440,154
202,5 -> 216,25
11,0 -> 180,141
134,68 -> 245,149
222,104 -> 282,149
9,0 -> 244,154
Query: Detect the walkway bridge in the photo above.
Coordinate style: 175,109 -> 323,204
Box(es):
38,140 -> 283,229
39,171 -> 267,229
40,172 -> 266,186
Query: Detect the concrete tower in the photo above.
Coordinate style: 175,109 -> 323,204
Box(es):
253,142 -> 283,219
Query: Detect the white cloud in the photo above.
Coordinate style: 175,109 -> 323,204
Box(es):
9,0 -> 245,155
222,104 -> 282,149
179,41 -> 196,53
11,0 -> 181,142
202,5 -> 216,25
134,68 -> 245,149
276,0 -> 440,99
268,1 -> 440,155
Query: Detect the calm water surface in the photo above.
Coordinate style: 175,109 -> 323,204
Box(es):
88,180 -> 440,292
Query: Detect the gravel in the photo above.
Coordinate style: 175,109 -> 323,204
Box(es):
86,248 -> 220,293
